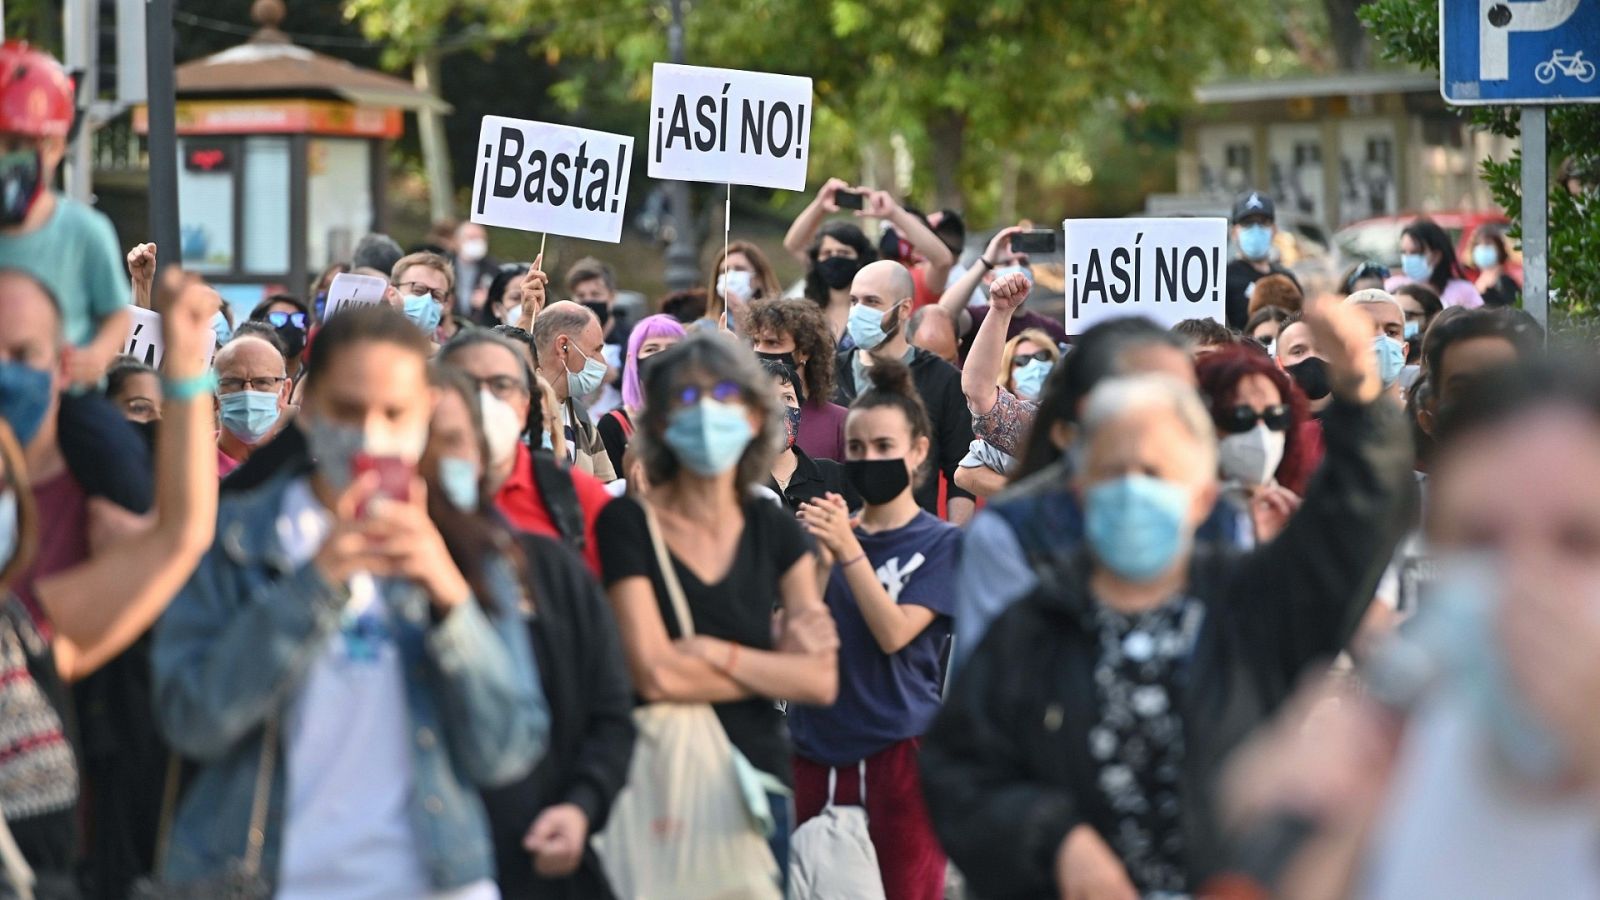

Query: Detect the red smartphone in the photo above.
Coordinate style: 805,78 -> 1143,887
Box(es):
351,453 -> 413,516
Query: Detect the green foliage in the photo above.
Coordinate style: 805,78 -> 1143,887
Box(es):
345,0 -> 1265,221
1361,0 -> 1600,321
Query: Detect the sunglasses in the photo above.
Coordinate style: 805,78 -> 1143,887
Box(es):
266,311 -> 308,330
1348,262 -> 1391,287
1011,350 -> 1054,368
675,381 -> 743,407
1220,404 -> 1290,434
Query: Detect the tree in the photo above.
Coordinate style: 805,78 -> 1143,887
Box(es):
346,0 -> 1266,215
1361,0 -> 1600,322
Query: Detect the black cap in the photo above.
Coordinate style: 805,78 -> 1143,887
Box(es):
1232,191 -> 1276,224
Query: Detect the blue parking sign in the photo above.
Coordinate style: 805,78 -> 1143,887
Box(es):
1442,0 -> 1600,104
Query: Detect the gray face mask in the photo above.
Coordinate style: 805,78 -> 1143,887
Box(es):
301,415 -> 366,494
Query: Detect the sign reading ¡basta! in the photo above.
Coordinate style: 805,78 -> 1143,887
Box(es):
470,117 -> 634,243
1062,218 -> 1229,335
648,63 -> 813,192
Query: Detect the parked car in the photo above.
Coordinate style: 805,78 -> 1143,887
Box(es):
1334,211 -> 1522,283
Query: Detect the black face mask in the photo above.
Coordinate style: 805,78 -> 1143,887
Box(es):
845,458 -> 911,506
637,351 -> 664,386
275,324 -> 308,359
1285,357 -> 1332,401
815,256 -> 862,291
581,301 -> 612,329
756,350 -> 798,369
0,149 -> 42,227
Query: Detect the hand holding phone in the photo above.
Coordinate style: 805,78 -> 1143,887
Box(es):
834,189 -> 865,211
352,454 -> 414,518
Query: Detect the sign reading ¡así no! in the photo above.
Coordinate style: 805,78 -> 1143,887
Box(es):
321,272 -> 389,319
648,63 -> 813,192
470,116 -> 635,243
1062,218 -> 1229,335
123,306 -> 216,370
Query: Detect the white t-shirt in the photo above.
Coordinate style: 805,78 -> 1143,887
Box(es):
273,479 -> 497,900
585,343 -> 625,422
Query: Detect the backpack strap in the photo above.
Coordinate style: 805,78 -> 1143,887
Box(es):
607,408 -> 635,440
529,450 -> 586,552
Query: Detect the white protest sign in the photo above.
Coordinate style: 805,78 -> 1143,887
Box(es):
122,306 -> 216,370
323,272 -> 389,318
648,63 -> 812,191
469,116 -> 634,243
1063,218 -> 1229,334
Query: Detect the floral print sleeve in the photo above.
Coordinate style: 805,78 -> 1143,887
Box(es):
970,387 -> 1038,458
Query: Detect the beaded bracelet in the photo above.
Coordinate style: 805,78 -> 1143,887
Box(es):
163,371 -> 218,402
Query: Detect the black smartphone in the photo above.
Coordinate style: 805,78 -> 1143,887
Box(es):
834,190 -> 865,211
1010,229 -> 1057,255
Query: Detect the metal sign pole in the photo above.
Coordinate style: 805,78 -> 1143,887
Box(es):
1520,106 -> 1548,335
145,0 -> 180,276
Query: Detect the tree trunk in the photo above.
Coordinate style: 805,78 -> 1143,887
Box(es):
998,152 -> 1020,224
1324,0 -> 1371,70
927,109 -> 967,211
413,52 -> 455,223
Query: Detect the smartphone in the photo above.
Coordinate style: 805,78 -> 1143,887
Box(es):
834,189 -> 865,211
351,453 -> 414,516
1010,229 -> 1057,255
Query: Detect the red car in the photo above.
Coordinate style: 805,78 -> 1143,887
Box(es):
1334,211 -> 1522,284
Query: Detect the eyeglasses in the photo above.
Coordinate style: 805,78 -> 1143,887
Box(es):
674,381 -> 743,407
398,281 -> 446,303
265,311 -> 307,330
217,375 -> 287,394
468,373 -> 529,400
1011,350 -> 1053,368
1219,404 -> 1291,434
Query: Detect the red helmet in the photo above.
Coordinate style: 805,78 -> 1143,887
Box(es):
0,42 -> 73,139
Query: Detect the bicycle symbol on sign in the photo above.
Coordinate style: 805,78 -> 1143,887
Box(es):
1534,49 -> 1597,85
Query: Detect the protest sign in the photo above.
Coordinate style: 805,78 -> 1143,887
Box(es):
1063,218 -> 1229,334
323,272 -> 389,318
123,306 -> 216,370
648,63 -> 812,191
470,116 -> 634,243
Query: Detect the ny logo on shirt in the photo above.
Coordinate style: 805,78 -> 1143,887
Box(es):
875,553 -> 926,603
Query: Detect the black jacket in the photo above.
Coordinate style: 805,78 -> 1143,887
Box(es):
921,399 -> 1413,898
833,346 -> 975,513
482,534 -> 637,900
767,446 -> 859,514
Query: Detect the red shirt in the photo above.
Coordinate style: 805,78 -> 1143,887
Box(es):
494,443 -> 612,575
16,469 -> 91,638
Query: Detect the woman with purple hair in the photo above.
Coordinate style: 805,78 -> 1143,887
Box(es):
598,313 -> 687,475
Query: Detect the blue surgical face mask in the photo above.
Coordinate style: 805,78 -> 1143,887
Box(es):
664,398 -> 754,476
1375,334 -> 1406,388
1084,474 -> 1193,582
0,360 -> 52,447
217,389 -> 281,444
1238,224 -> 1273,261
1404,319 -> 1421,341
1471,244 -> 1499,271
539,428 -> 554,451
1013,358 -> 1053,401
403,293 -> 444,334
437,456 -> 480,512
1408,556 -> 1570,782
1400,252 -> 1432,283
991,264 -> 1035,287
210,310 -> 233,346
0,490 -> 16,572
565,340 -> 608,397
846,301 -> 899,351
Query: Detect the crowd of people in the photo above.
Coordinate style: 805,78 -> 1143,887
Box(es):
0,39 -> 1591,900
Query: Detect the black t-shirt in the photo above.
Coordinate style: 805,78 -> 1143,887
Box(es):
1481,274 -> 1521,308
595,495 -> 811,784
1224,259 -> 1299,330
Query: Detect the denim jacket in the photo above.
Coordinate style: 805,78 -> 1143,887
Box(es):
151,472 -> 549,890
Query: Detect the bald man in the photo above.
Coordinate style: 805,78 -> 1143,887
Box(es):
213,333 -> 291,475
835,259 -> 976,524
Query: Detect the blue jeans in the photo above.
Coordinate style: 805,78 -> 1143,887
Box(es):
767,788 -> 792,894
